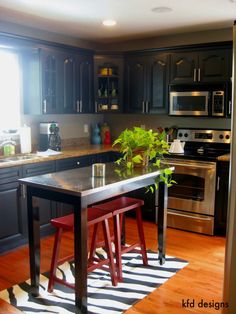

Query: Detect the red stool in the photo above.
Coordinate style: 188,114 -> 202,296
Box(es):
47,207 -> 118,292
93,196 -> 148,281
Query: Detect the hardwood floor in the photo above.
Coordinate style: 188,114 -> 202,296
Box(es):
0,218 -> 225,313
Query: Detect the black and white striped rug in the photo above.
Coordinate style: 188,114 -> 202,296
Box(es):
0,250 -> 188,314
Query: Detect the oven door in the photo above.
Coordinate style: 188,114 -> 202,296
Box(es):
166,159 -> 216,216
169,91 -> 209,116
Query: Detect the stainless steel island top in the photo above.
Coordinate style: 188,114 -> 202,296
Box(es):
19,162 -> 170,313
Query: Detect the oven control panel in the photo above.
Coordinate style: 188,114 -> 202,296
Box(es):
177,129 -> 231,143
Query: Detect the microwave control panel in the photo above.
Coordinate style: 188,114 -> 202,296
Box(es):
212,91 -> 224,116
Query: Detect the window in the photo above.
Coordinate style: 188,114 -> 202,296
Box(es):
0,50 -> 21,130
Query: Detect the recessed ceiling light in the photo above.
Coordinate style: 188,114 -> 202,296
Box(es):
102,19 -> 117,27
151,6 -> 173,13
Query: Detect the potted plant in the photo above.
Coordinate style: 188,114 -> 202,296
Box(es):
113,126 -> 175,191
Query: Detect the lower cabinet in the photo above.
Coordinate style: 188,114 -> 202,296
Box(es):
0,166 -> 24,254
22,161 -> 56,237
214,161 -> 230,235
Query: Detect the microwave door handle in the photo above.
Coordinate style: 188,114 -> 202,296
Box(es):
198,68 -> 201,82
193,68 -> 197,82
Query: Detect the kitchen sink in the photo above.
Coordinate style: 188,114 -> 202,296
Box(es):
0,154 -> 40,163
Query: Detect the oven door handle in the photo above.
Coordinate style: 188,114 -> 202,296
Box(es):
168,210 -> 213,221
164,161 -> 215,170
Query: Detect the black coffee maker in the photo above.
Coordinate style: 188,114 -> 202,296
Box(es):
39,122 -> 61,151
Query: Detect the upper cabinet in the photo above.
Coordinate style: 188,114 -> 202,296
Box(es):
61,53 -> 93,114
170,48 -> 232,84
94,54 -> 124,113
23,46 -> 94,114
124,52 -> 169,114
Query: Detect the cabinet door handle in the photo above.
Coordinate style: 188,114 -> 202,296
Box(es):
21,184 -> 26,198
146,101 -> 149,113
43,100 -> 47,113
198,68 -> 201,82
217,176 -> 220,191
228,101 -> 232,116
142,101 -> 145,113
193,68 -> 197,82
95,101 -> 98,113
80,100 -> 83,113
76,100 -> 80,113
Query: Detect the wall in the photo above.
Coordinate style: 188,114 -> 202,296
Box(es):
0,20 -> 100,50
101,27 -> 233,51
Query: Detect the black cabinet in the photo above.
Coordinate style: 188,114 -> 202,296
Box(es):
170,48 -> 231,84
23,47 -> 94,114
0,167 -> 23,253
23,47 -> 62,114
214,161 -> 230,235
77,54 -> 94,113
94,55 -> 124,113
57,52 -> 94,114
22,161 -> 56,235
124,53 -> 169,114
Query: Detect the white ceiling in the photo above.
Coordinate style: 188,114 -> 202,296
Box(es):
0,0 -> 235,43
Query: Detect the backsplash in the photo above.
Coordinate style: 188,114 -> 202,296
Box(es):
104,114 -> 232,140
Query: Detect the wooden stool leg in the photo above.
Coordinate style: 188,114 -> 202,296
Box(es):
48,228 -> 63,292
88,223 -> 99,263
114,214 -> 123,282
135,207 -> 148,265
102,219 -> 118,286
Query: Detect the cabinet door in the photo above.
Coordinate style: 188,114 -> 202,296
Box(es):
61,53 -> 77,113
22,161 -> 56,235
77,54 -> 94,113
125,56 -> 147,113
198,49 -> 231,82
148,53 -> 169,114
41,48 -> 62,114
170,52 -> 198,84
0,167 -> 24,253
214,161 -> 229,235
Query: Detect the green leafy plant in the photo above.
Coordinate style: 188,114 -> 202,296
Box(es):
113,126 -> 176,191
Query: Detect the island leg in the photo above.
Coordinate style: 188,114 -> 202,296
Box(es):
157,181 -> 168,265
73,197 -> 88,313
27,186 -> 40,295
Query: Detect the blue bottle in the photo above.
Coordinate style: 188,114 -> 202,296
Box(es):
91,124 -> 102,144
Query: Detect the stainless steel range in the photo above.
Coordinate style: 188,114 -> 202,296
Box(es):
164,128 -> 231,235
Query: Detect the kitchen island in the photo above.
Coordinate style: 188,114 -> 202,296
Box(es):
19,162 -> 170,313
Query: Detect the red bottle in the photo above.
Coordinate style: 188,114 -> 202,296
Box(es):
104,130 -> 111,145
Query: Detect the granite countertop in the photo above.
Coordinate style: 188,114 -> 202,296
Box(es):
217,154 -> 230,162
0,144 -> 116,168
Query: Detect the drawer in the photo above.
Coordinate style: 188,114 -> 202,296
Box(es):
55,156 -> 92,171
22,161 -> 55,177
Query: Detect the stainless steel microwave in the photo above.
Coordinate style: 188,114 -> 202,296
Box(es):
169,88 -> 225,117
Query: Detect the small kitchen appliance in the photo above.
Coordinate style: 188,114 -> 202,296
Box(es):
39,122 -> 61,151
169,84 -> 228,117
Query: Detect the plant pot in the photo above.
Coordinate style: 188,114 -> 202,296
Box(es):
132,149 -> 149,168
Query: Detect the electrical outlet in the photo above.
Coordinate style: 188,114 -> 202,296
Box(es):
84,124 -> 89,133
141,124 -> 145,130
